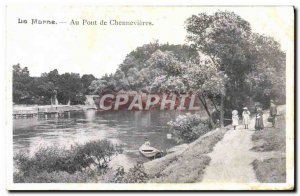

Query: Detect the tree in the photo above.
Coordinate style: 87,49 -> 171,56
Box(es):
88,42 -> 199,95
12,65 -> 98,105
13,64 -> 35,104
145,49 -> 219,127
43,69 -> 60,84
127,67 -> 141,90
77,140 -> 121,170
151,75 -> 187,94
89,79 -> 109,95
246,33 -> 286,106
185,57 -> 227,127
81,74 -> 96,88
147,50 -> 186,92
147,50 -> 183,76
57,73 -> 85,104
120,41 -> 160,72
147,49 -> 190,94
36,81 -> 55,104
185,11 -> 257,126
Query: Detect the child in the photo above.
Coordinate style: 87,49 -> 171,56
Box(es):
242,107 -> 251,129
232,110 -> 239,130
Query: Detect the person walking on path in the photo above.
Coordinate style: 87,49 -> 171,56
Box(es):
232,110 -> 239,130
242,107 -> 250,129
270,100 -> 278,127
255,106 -> 264,131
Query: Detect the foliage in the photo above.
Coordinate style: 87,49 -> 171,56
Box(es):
88,12 -> 285,127
14,147 -> 86,175
168,113 -> 210,143
13,64 -> 36,104
88,43 -> 198,94
111,166 -> 127,183
151,75 -> 187,94
14,140 -> 122,183
112,162 -> 149,183
57,73 -> 86,104
185,11 -> 286,124
13,65 -> 96,105
81,74 -> 96,93
246,34 -> 286,106
77,140 -> 123,170
147,50 -> 183,76
14,170 -> 98,183
185,11 -> 254,77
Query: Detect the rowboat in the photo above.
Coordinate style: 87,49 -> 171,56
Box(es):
139,144 -> 162,158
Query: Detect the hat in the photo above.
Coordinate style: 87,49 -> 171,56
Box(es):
232,110 -> 238,115
243,107 -> 248,110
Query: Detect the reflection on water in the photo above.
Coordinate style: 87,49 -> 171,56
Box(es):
13,110 -> 195,165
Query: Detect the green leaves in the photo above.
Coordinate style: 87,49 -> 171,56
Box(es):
168,113 -> 210,143
13,65 -> 96,105
185,11 -> 254,77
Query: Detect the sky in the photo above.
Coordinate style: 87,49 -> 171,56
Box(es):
6,6 -> 294,78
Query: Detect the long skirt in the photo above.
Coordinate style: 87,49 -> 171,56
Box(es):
255,117 -> 264,130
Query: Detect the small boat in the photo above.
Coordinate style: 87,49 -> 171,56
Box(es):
139,144 -> 163,158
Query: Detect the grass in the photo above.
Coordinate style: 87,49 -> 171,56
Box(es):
251,116 -> 286,152
252,158 -> 286,183
251,105 -> 286,183
144,128 -> 228,182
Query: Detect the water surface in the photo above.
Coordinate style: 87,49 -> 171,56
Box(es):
13,110 -> 191,166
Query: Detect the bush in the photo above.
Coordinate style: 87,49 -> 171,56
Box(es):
77,140 -> 123,170
14,170 -> 97,183
168,113 -> 210,143
112,166 -> 127,183
14,139 -> 122,183
112,162 -> 149,183
14,147 -> 85,175
125,162 -> 149,183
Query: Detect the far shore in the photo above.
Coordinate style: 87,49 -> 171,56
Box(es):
13,104 -> 96,117
13,104 -> 95,110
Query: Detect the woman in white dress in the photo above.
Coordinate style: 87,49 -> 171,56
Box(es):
242,107 -> 251,129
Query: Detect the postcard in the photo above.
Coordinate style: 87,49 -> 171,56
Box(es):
6,5 -> 294,191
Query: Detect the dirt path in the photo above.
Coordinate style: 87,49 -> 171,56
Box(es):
202,119 -> 258,183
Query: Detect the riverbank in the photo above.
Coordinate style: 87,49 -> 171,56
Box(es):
144,105 -> 287,183
144,127 -> 229,182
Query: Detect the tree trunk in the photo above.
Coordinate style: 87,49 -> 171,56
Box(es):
211,97 -> 220,112
198,94 -> 215,128
220,94 -> 224,128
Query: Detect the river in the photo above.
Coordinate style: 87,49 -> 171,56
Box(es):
13,109 -> 194,169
